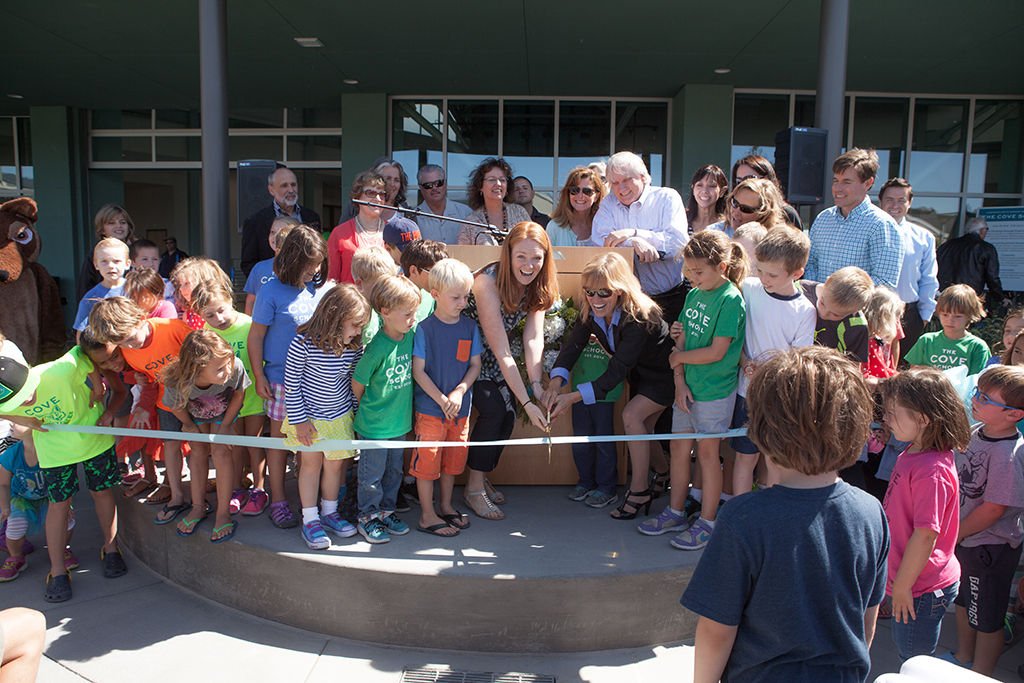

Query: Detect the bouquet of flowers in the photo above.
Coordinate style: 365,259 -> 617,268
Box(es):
509,297 -> 579,424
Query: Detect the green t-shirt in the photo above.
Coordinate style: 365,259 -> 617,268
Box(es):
353,329 -> 414,439
678,281 -> 745,401
415,288 -> 434,324
904,330 -> 990,374
362,310 -> 381,347
4,347 -> 114,468
571,339 -> 623,403
207,312 -> 263,418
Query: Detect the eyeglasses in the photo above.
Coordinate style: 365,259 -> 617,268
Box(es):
420,179 -> 445,190
730,197 -> 761,214
971,387 -> 1019,411
483,176 -> 508,185
568,186 -> 597,197
583,288 -> 613,299
737,174 -> 762,181
362,189 -> 387,199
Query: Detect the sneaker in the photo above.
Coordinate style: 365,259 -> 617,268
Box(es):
229,489 -> 250,515
120,463 -> 144,486
682,494 -> 700,519
670,518 -> 713,550
300,520 -> 331,550
1006,613 -> 1022,646
358,519 -> 390,544
584,490 -> 619,509
241,489 -> 269,516
638,507 -> 692,536
381,513 -> 410,536
399,481 -> 420,506
268,501 -> 298,529
395,489 -> 411,513
568,485 -> 594,502
0,556 -> 26,582
63,548 -> 79,571
320,512 -> 357,538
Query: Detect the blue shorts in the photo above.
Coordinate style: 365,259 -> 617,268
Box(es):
729,395 -> 759,455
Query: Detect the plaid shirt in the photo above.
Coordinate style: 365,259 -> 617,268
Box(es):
806,198 -> 904,289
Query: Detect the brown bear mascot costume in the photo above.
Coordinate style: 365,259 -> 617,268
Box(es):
0,198 -> 67,364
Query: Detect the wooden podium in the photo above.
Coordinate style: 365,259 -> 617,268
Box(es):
445,244 -> 635,485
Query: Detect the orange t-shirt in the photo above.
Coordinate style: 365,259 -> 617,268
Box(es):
121,318 -> 192,410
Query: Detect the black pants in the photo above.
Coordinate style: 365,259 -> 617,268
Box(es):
900,301 -> 925,364
467,379 -> 515,473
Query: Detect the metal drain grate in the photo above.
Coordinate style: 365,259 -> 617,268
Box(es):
400,668 -> 556,683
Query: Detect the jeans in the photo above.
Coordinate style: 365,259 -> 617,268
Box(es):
356,435 -> 404,523
571,401 -> 618,494
891,581 -> 958,661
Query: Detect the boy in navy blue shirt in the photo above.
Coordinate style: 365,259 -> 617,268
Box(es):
681,346 -> 889,683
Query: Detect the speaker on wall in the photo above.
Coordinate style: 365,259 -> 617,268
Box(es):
774,127 -> 828,204
237,159 -> 279,233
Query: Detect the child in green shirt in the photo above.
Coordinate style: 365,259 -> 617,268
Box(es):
905,284 -> 990,374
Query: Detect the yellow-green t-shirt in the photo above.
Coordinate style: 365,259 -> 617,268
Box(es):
206,312 -> 263,417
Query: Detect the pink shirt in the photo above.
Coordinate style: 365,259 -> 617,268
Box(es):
149,299 -> 178,320
882,447 -> 960,597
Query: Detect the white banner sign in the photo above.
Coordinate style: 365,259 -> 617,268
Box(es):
978,207 -> 1024,292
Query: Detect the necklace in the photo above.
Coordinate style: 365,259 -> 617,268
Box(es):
355,214 -> 382,235
482,203 -> 508,243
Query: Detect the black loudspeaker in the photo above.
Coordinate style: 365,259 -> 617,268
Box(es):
237,160 -> 278,232
774,127 -> 828,204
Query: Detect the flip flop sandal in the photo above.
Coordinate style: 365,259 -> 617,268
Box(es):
145,484 -> 172,506
175,506 -> 209,537
154,503 -> 190,525
123,477 -> 157,499
101,547 -> 128,578
44,573 -> 72,603
417,522 -> 459,537
440,513 -> 471,530
211,521 -> 237,544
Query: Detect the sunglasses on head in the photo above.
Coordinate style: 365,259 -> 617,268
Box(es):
420,179 -> 445,190
730,197 -> 761,214
583,287 -> 613,299
568,186 -> 596,197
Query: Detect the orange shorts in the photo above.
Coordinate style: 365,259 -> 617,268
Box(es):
410,413 -> 470,480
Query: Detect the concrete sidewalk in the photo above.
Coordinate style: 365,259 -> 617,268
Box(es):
4,487 -> 1024,682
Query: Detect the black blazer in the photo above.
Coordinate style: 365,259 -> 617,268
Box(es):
552,309 -> 674,405
240,204 -> 321,278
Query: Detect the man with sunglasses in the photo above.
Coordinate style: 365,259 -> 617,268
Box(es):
414,164 -> 473,245
240,165 -> 322,277
805,149 -> 903,291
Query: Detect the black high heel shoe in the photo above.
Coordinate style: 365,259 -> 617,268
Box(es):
610,484 -> 655,520
650,468 -> 670,499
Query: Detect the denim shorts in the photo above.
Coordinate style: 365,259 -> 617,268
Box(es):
671,391 -> 736,438
890,581 -> 958,661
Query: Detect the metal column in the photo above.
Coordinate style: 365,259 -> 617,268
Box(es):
199,0 -> 231,272
813,0 -> 850,210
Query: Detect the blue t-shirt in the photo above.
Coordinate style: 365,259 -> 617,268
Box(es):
243,258 -> 276,298
681,481 -> 889,683
412,314 -> 482,419
251,278 -> 331,384
74,281 -> 125,331
0,442 -> 47,501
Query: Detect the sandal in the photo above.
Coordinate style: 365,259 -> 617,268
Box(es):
610,485 -> 654,520
463,489 -> 504,520
123,476 -> 157,499
44,572 -> 72,602
440,512 -> 471,530
176,504 -> 209,537
483,478 -> 506,505
211,521 -> 237,544
145,484 -> 172,506
650,469 -> 670,499
154,502 -> 189,525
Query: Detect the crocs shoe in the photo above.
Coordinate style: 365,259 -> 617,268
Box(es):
44,573 -> 72,602
268,500 -> 297,529
380,513 -> 409,536
638,507 -> 692,536
568,485 -> 595,502
63,548 -> 80,571
229,489 -> 250,515
0,556 -> 26,582
300,520 -> 331,550
357,519 -> 390,544
101,547 -> 128,578
670,518 -> 713,550
320,512 -> 357,538
240,489 -> 268,516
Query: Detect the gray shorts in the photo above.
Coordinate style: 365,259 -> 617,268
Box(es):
671,391 -> 736,438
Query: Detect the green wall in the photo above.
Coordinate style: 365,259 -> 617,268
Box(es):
671,85 -> 734,192
341,93 -> 388,194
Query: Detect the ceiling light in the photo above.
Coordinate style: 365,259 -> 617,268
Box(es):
294,37 -> 323,48
714,68 -> 731,74
343,79 -> 358,85
7,94 -> 23,99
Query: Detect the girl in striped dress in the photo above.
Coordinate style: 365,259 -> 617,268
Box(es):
281,284 -> 372,549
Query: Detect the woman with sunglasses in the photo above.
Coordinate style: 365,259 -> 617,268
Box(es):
546,167 -> 608,247
336,157 -> 412,226
710,178 -> 787,238
458,158 -> 531,246
326,171 -> 389,284
732,155 -> 803,230
542,252 -> 675,520
685,165 -> 729,235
